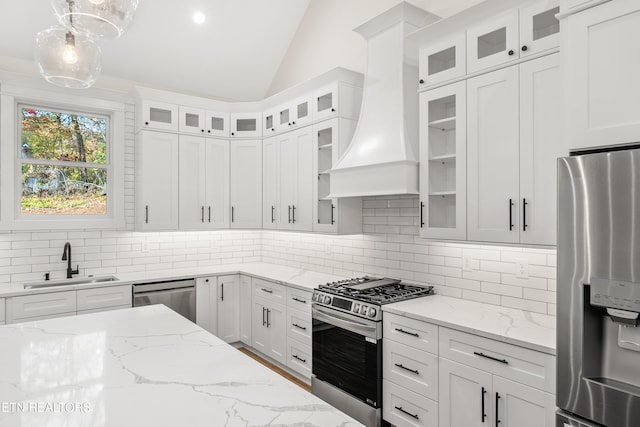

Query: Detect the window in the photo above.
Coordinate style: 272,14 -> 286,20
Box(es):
0,83 -> 125,230
19,106 -> 109,216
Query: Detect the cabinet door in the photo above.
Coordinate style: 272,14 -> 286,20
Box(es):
467,66 -> 520,243
196,277 -> 217,334
252,298 -> 269,354
279,133 -> 297,230
565,0 -> 640,148
519,54 -> 564,245
137,131 -> 179,231
239,275 -> 252,346
313,84 -> 338,121
217,275 -> 239,343
179,135 -> 207,230
204,138 -> 230,229
519,0 -> 560,57
467,10 -> 519,74
281,127 -> 313,231
439,358 -> 493,427
277,103 -> 293,132
141,100 -> 178,132
419,32 -> 466,88
266,303 -> 286,365
230,112 -> 262,138
230,140 -> 262,228
263,108 -> 277,134
292,95 -> 312,127
178,106 -> 206,135
263,135 -> 281,229
420,81 -> 467,240
493,376 -> 555,427
205,110 -> 229,138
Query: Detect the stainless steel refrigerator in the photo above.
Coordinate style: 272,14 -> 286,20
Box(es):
557,146 -> 640,427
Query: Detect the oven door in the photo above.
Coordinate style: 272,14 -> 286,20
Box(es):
312,304 -> 382,408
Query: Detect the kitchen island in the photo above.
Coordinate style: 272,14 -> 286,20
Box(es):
0,305 -> 361,427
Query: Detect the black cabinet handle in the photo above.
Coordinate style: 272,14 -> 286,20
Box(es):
231,206 -> 235,223
395,328 -> 419,337
521,45 -> 528,52
508,199 -> 514,231
331,204 -> 335,224
331,108 -> 335,112
293,354 -> 306,363
474,351 -> 509,365
420,201 -> 425,228
208,206 -> 211,223
271,206 -> 275,223
145,205 -> 149,224
292,297 -> 306,304
288,205 -> 292,223
207,130 -> 211,133
481,386 -> 487,422
394,363 -> 420,375
231,132 -> 235,136
262,307 -> 266,326
419,79 -> 425,84
522,198 -> 528,231
220,283 -> 224,301
394,406 -> 419,420
266,309 -> 271,327
508,49 -> 515,56
495,393 -> 501,426
292,121 -> 296,125
292,323 -> 307,331
292,205 -> 296,223
261,288 -> 273,294
201,206 -> 204,223
201,129 -> 205,133
145,121 -> 149,125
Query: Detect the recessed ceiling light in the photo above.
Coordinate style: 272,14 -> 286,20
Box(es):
193,11 -> 206,25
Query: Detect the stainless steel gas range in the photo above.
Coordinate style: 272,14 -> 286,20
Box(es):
311,276 -> 433,427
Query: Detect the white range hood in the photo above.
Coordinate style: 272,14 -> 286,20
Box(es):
328,2 -> 440,198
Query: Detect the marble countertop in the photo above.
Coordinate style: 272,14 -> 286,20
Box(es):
0,263 -> 346,298
384,295 -> 556,355
0,305 -> 362,427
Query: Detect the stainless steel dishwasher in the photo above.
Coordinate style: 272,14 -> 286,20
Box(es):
133,279 -> 196,322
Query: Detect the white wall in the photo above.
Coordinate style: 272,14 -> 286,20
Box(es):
267,0 -> 482,95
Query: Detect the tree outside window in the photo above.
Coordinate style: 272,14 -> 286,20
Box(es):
19,106 -> 109,215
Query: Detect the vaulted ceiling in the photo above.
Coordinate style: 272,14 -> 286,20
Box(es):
0,0 -> 311,101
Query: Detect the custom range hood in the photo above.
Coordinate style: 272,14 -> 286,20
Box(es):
329,3 -> 440,198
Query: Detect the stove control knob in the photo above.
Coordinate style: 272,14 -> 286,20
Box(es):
324,296 -> 332,305
353,303 -> 360,313
361,305 -> 368,315
368,307 -> 377,318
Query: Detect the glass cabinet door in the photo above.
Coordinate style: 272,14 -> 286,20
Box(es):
179,106 -> 205,135
313,85 -> 338,121
205,110 -> 229,138
519,1 -> 560,57
419,32 -> 466,87
230,113 -> 262,138
293,96 -> 312,127
466,10 -> 519,73
141,100 -> 179,132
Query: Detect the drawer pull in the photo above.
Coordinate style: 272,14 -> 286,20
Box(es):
395,406 -> 419,420
292,297 -> 307,304
394,363 -> 419,375
293,354 -> 307,363
395,328 -> 419,337
474,351 -> 509,365
292,323 -> 307,331
261,288 -> 273,294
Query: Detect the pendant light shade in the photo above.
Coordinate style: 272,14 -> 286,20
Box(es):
35,26 -> 102,89
52,0 -> 140,39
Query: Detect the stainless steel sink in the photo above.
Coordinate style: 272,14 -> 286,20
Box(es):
23,275 -> 119,289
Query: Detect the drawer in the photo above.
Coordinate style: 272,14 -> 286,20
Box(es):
383,312 -> 438,354
287,308 -> 311,345
439,327 -> 555,393
0,298 -> 4,323
286,287 -> 312,314
287,338 -> 312,379
383,339 -> 439,401
383,379 -> 438,427
253,278 -> 286,304
77,285 -> 132,311
9,291 -> 76,321
77,305 -> 131,316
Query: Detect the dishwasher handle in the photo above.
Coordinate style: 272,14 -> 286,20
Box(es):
134,287 -> 194,297
133,279 -> 195,294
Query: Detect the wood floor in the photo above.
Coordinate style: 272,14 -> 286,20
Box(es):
238,347 -> 311,392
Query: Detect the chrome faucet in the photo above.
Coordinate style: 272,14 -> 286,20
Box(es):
61,242 -> 79,279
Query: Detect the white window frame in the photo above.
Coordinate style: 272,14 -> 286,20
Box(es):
0,84 -> 125,230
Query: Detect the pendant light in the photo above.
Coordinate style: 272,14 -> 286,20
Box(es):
35,26 -> 102,89
52,0 -> 140,39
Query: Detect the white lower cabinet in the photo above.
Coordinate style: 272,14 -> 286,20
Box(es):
251,279 -> 287,365
383,339 -> 439,401
239,275 -> 252,346
383,379 -> 439,427
286,338 -> 312,378
217,275 -> 240,343
6,291 -> 76,323
196,276 -> 218,334
76,285 -> 131,312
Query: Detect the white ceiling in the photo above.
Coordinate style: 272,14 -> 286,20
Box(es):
0,0 -> 311,101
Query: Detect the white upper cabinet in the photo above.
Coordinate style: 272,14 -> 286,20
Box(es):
230,112 -> 262,138
563,0 -> 640,149
140,100 -> 179,132
467,10 -> 520,73
136,131 -> 179,231
519,1 -> 560,57
313,84 -> 338,121
263,108 -> 277,135
279,127 -> 313,231
419,32 -> 467,88
230,140 -> 262,229
205,111 -> 230,138
291,95 -> 312,127
178,106 -> 206,135
262,135 -> 280,229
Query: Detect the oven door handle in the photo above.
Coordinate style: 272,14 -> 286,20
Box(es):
312,305 -> 379,340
